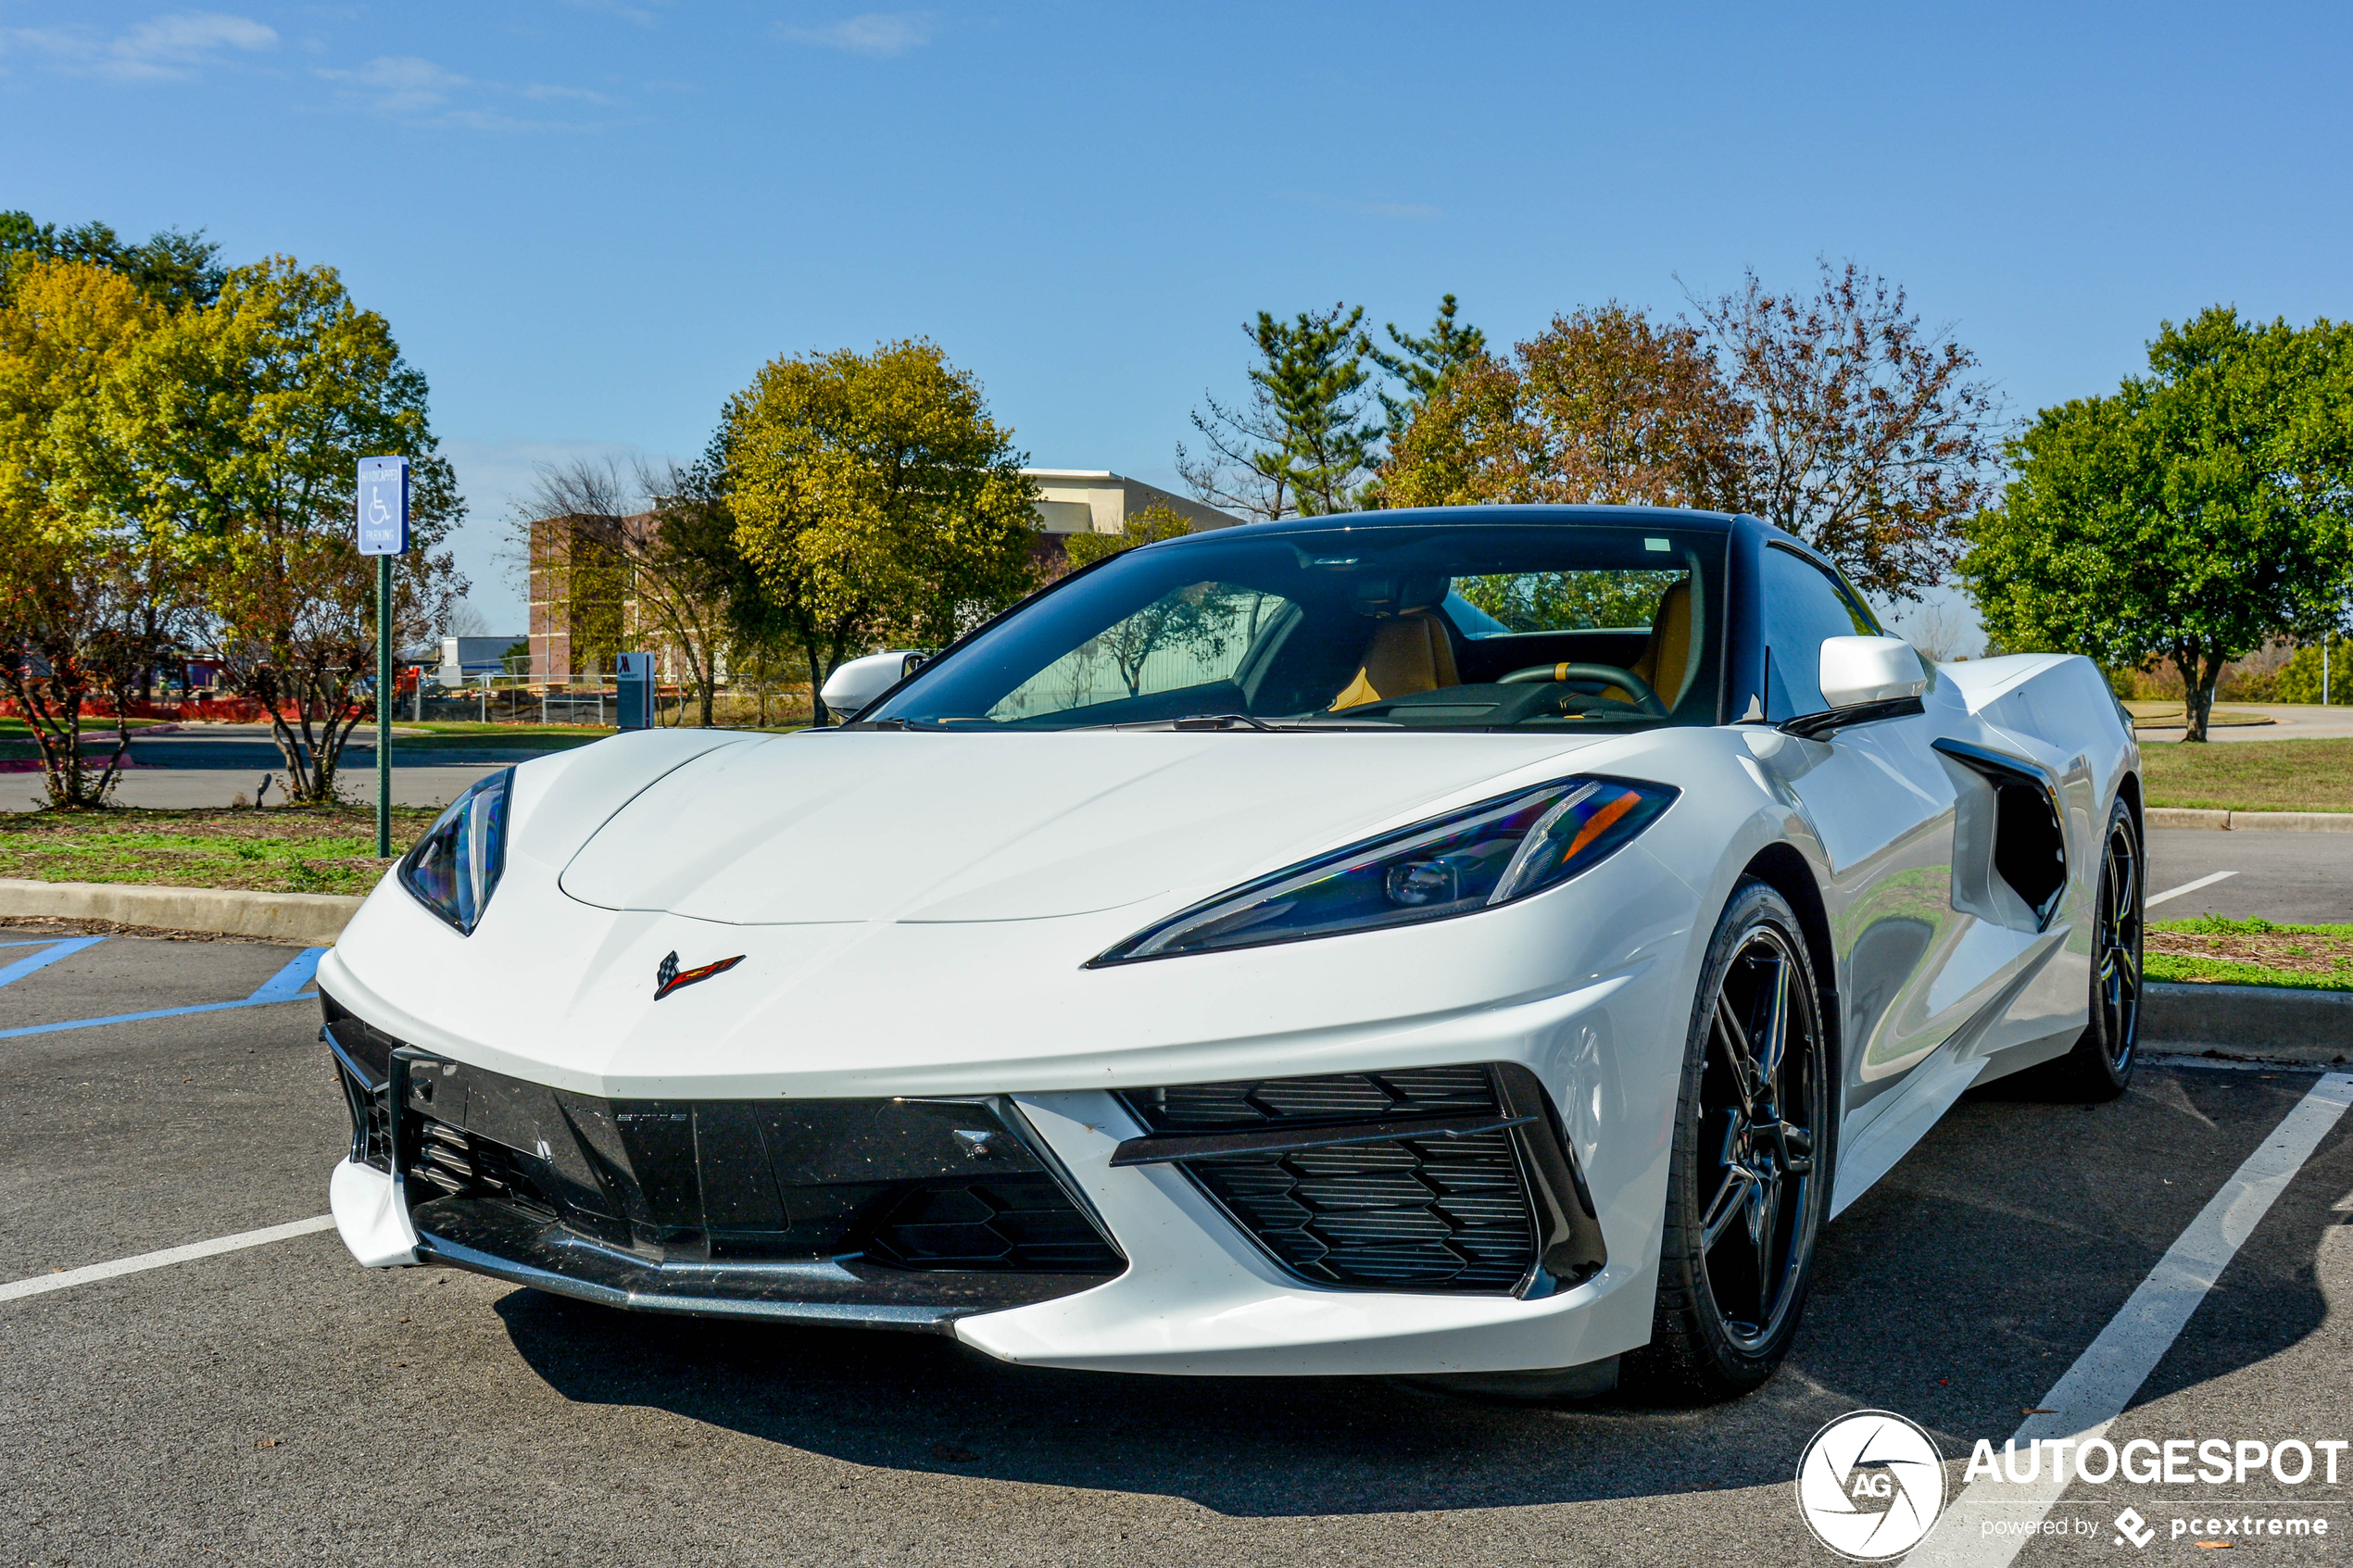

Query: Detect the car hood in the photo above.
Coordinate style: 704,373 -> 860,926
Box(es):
555,730 -> 1616,924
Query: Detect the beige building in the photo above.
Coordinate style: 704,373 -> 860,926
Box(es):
1026,470 -> 1239,541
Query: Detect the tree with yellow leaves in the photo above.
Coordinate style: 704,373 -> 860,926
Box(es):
722,340 -> 1039,721
105,257 -> 464,801
0,257 -> 168,807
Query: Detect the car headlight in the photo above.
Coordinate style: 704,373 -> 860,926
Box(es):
1090,775 -> 1677,965
398,768 -> 514,935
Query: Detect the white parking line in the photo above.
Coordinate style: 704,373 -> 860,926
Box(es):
0,1214 -> 334,1305
1906,1071 -> 2353,1567
2145,869 -> 2237,909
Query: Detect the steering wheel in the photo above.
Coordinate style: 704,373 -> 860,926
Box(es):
1498,661 -> 1669,719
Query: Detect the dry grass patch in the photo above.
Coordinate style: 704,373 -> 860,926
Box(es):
0,805 -> 440,897
2145,915 -> 2353,992
2137,737 -> 2353,814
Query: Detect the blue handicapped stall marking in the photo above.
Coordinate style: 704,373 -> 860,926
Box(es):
0,936 -> 107,991
0,942 -> 325,1040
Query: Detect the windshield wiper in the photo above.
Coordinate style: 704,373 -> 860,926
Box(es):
1171,713 -> 1277,731
1068,713 -> 1403,732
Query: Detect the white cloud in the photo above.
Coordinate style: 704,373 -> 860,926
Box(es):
3,10 -> 276,82
320,54 -> 470,115
315,56 -> 611,130
778,12 -> 931,57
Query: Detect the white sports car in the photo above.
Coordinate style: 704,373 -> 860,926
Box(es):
321,505 -> 2142,1399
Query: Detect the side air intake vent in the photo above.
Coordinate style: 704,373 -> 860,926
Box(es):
1114,1063 -> 1604,1298
1935,738 -> 2069,931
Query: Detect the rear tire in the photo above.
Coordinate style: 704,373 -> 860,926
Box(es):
1623,879 -> 1832,1401
2018,797 -> 2143,1102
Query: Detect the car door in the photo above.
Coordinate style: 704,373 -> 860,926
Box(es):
1754,545 -> 1973,1117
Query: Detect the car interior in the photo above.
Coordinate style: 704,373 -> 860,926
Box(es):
874,525 -> 1729,732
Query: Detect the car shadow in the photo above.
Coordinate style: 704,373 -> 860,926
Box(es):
491,1066 -> 2339,1518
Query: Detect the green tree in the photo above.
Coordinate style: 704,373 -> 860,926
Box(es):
106,257 -> 464,797
1178,303 -> 1381,519
724,339 -> 1040,721
0,211 -> 223,310
2273,636 -> 2352,705
1960,307 -> 2353,741
0,258 -> 176,808
1362,293 -> 1487,444
1063,501 -> 1196,569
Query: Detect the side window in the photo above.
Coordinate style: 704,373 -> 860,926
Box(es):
1762,546 -> 1876,719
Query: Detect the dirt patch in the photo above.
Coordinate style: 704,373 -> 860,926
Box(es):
0,915 -> 299,946
2145,929 -> 2353,980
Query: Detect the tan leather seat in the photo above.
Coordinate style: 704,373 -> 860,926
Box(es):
1607,580 -> 1692,709
1329,609 -> 1461,710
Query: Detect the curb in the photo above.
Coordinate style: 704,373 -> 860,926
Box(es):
2146,808 -> 2353,832
0,878 -> 363,945
2141,982 -> 2353,1063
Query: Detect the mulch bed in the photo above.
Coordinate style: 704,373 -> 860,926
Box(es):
2145,929 -> 2353,980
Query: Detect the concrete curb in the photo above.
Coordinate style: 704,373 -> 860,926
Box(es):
0,878 -> 363,945
2141,982 -> 2353,1064
2146,807 -> 2353,832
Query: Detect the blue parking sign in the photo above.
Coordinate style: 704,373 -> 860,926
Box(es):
357,456 -> 409,555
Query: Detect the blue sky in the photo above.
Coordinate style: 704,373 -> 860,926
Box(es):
6,2 -> 2348,639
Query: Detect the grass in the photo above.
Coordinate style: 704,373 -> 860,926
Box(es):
0,805 -> 439,896
0,716 -> 171,737
2145,915 -> 2353,992
2137,737 -> 2353,814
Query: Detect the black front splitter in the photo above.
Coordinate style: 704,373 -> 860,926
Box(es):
413,1196 -> 1121,1334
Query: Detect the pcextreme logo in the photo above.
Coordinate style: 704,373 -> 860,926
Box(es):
1794,1410 -> 1947,1562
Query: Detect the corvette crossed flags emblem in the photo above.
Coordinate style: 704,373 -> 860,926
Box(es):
654,949 -> 745,1000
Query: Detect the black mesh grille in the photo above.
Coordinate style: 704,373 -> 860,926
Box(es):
1121,1068 -> 1540,1293
1132,1064 -> 1500,1132
861,1177 -> 1121,1271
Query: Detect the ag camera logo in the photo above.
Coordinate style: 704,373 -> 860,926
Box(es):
1795,1410 -> 1947,1561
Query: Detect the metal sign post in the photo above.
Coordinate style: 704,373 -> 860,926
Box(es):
357,457 -> 411,859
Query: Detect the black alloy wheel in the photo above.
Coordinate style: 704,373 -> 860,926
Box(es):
2032,797 -> 2143,1100
1628,879 -> 1832,1399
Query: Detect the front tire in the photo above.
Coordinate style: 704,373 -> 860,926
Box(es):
1625,879 -> 1832,1401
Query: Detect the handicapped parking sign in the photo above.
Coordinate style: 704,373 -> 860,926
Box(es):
357,456 -> 409,555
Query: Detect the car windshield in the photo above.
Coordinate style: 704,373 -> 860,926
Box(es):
861,521 -> 1728,732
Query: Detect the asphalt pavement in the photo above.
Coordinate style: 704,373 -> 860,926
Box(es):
2145,828 -> 2353,923
5,929 -> 2351,1565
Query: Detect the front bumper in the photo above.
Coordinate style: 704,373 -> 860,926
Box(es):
321,989 -> 1652,1375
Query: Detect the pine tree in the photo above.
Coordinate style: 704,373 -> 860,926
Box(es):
1178,303 -> 1381,520
1363,295 -> 1487,442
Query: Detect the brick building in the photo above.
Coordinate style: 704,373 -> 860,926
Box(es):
526,472 -> 1238,684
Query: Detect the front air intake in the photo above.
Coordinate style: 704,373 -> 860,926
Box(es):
1114,1063 -> 1604,1298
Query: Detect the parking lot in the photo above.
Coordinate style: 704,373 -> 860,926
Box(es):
4,925 -> 2351,1566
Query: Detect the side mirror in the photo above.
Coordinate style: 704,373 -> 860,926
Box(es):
1819,636 -> 1929,709
819,650 -> 925,721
